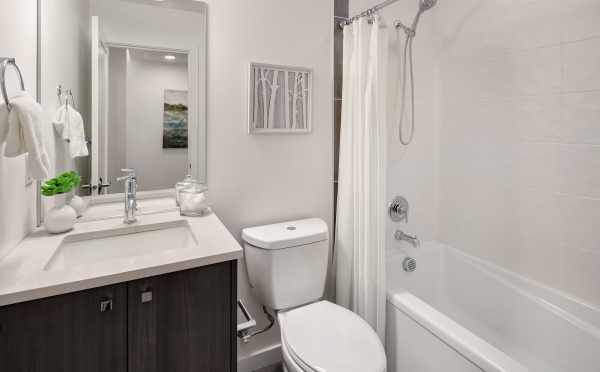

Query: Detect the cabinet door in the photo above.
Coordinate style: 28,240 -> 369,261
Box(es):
0,284 -> 127,372
128,262 -> 237,372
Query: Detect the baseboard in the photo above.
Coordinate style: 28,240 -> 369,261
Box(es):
237,343 -> 282,372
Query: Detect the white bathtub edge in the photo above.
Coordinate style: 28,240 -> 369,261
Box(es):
446,245 -> 600,336
388,291 -> 529,372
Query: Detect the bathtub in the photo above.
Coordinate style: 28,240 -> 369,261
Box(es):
386,242 -> 600,372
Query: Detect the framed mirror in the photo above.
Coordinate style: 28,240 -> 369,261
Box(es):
39,0 -> 206,204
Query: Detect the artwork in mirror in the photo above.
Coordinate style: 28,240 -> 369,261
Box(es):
163,90 -> 189,149
39,0 -> 206,199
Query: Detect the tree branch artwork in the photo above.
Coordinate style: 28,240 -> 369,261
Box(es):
249,63 -> 312,134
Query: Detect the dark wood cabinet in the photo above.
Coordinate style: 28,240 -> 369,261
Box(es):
128,262 -> 236,372
0,283 -> 127,372
0,261 -> 237,372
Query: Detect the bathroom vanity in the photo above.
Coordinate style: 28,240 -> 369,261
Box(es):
0,205 -> 242,372
0,263 -> 236,372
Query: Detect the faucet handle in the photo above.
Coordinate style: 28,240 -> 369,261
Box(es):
117,168 -> 136,182
389,196 -> 409,223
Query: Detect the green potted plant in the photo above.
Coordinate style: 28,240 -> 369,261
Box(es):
41,171 -> 82,234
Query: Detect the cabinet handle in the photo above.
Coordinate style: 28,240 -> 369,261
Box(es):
100,299 -> 113,312
141,291 -> 153,303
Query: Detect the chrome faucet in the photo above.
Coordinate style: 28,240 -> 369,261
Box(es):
117,169 -> 137,224
395,229 -> 420,248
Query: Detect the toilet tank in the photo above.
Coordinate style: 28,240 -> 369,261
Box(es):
242,218 -> 329,310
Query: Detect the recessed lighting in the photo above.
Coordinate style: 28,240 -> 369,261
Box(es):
164,55 -> 176,61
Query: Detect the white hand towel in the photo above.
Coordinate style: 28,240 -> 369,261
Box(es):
53,104 -> 89,158
0,103 -> 8,144
4,91 -> 50,180
52,103 -> 71,141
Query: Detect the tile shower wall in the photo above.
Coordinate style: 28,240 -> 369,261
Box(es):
436,0 -> 600,306
349,0 -> 600,307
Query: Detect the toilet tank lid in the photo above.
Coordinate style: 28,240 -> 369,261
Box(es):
242,218 -> 328,250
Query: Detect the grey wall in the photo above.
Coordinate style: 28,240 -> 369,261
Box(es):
125,52 -> 189,191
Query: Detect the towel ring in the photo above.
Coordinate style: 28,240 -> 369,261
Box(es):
1,58 -> 26,111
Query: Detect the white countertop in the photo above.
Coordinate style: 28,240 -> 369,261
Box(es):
0,206 -> 243,307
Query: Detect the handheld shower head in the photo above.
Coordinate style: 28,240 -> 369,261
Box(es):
397,0 -> 438,146
419,0 -> 438,11
411,0 -> 437,34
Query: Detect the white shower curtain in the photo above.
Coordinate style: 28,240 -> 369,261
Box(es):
335,17 -> 388,341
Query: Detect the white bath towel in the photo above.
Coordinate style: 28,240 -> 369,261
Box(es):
3,91 -> 50,180
53,104 -> 89,158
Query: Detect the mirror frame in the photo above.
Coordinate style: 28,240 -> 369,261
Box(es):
35,0 -> 42,227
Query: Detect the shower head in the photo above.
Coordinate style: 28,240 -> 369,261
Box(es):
419,0 -> 438,11
410,0 -> 437,35
394,0 -> 438,37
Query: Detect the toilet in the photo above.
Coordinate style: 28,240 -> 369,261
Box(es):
242,218 -> 386,372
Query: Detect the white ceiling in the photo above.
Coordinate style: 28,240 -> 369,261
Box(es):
126,48 -> 188,66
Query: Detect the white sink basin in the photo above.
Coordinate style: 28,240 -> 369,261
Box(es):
44,220 -> 197,272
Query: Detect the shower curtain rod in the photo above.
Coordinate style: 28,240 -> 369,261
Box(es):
337,0 -> 402,26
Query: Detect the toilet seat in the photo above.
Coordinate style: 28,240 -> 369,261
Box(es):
278,301 -> 386,372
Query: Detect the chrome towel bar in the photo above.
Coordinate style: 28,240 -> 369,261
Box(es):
0,58 -> 26,111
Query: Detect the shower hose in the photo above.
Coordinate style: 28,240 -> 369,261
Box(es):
399,31 -> 416,146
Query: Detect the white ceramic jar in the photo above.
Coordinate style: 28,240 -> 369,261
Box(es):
69,194 -> 87,217
45,194 -> 77,234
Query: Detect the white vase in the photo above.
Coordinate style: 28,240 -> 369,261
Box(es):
69,194 -> 87,218
45,194 -> 77,234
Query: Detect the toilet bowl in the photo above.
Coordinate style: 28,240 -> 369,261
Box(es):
279,301 -> 386,372
242,218 -> 386,372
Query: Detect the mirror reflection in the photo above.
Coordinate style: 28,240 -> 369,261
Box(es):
99,47 -> 190,194
40,0 -> 206,197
